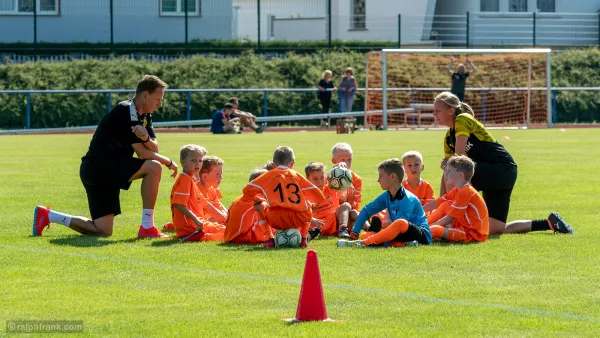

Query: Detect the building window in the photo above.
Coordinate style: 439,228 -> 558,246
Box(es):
160,0 -> 200,16
509,0 -> 527,12
0,0 -> 58,15
350,0 -> 366,30
537,0 -> 555,12
480,0 -> 499,12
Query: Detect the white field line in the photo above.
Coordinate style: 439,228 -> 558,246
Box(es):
1,244 -> 598,324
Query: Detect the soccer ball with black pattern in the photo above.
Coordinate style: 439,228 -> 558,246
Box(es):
274,229 -> 302,247
327,167 -> 353,192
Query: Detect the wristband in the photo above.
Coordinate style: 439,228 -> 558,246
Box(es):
166,159 -> 172,167
142,136 -> 150,143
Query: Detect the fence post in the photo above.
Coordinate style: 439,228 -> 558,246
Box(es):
327,0 -> 332,49
397,14 -> 401,47
338,88 -> 343,113
110,0 -> 114,51
263,91 -> 268,118
257,0 -> 261,50
532,12 -> 536,47
107,93 -> 112,112
186,91 -> 192,128
26,93 -> 31,130
33,0 -> 37,55
482,90 -> 487,124
466,11 -> 470,48
184,0 -> 189,45
552,90 -> 557,124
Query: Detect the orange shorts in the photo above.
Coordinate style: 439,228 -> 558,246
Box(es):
228,220 -> 274,244
265,207 -> 311,238
318,213 -> 338,236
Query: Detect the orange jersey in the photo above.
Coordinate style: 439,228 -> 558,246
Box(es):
436,184 -> 489,242
242,166 -> 326,212
224,195 -> 273,243
310,185 -> 342,235
402,178 -> 435,206
170,173 -> 208,237
197,182 -> 226,215
341,171 -> 362,210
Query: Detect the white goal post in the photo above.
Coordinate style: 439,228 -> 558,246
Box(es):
370,48 -> 552,130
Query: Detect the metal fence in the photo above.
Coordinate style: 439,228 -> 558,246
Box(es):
0,87 -> 598,133
0,0 -> 598,54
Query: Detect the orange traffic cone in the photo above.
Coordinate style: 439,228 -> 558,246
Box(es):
285,249 -> 335,322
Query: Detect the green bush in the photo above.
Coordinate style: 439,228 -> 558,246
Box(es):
0,48 -> 598,129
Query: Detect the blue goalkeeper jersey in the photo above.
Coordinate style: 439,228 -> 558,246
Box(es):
352,187 -> 431,244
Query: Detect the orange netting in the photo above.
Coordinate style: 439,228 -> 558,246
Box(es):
364,52 -> 548,128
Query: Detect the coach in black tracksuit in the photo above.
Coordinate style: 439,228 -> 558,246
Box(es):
33,75 -> 178,238
448,57 -> 477,102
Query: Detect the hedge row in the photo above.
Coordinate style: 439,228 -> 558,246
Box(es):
0,48 -> 599,129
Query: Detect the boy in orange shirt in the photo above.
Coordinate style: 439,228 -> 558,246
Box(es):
305,161 -> 358,237
197,155 -> 228,224
244,146 -> 327,247
425,155 -> 489,243
224,168 -> 275,244
330,142 -> 363,238
169,145 -> 225,242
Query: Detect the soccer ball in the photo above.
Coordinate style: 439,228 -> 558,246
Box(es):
274,229 -> 302,247
327,166 -> 353,192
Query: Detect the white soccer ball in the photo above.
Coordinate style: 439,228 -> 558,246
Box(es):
274,229 -> 302,247
327,166 -> 353,192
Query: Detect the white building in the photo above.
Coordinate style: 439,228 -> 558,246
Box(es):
233,0 -> 600,46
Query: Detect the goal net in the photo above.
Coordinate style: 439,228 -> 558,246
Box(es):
365,49 -> 552,129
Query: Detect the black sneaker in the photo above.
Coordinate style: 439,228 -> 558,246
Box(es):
307,227 -> 321,242
338,226 -> 351,239
369,216 -> 382,233
255,123 -> 266,134
547,212 -> 574,234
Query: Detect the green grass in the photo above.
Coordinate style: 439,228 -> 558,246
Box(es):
1,129 -> 599,337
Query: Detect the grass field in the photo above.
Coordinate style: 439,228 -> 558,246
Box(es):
1,128 -> 599,337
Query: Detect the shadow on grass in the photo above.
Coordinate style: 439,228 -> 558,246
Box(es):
48,235 -> 141,247
217,242 -> 307,252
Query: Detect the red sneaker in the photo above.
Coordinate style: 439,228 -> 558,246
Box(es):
32,206 -> 51,236
261,238 -> 276,248
138,226 -> 171,239
162,222 -> 175,231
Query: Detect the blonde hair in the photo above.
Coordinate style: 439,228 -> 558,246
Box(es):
345,67 -> 353,74
322,70 -> 332,79
249,169 -> 267,182
378,158 -> 404,182
447,155 -> 475,182
401,151 -> 424,164
434,91 -> 475,118
179,144 -> 207,161
304,161 -> 325,177
199,155 -> 224,175
273,146 -> 295,166
136,75 -> 168,95
331,142 -> 353,157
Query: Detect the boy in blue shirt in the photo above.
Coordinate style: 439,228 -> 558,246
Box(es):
338,158 -> 431,247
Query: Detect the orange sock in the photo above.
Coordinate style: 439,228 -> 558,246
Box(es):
430,225 -> 445,240
363,219 -> 409,246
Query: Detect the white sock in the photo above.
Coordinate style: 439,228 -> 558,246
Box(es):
141,209 -> 155,229
48,210 -> 72,227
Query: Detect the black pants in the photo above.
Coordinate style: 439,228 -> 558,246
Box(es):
452,91 -> 465,102
319,95 -> 331,113
470,162 -> 518,223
